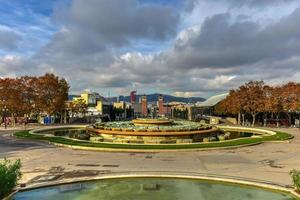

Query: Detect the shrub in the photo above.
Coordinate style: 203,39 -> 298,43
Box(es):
224,132 -> 231,140
290,169 -> 300,192
0,159 -> 22,199
74,133 -> 90,140
209,136 -> 218,142
218,135 -> 226,141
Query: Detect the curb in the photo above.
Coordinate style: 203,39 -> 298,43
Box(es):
49,141 -> 263,152
13,172 -> 300,199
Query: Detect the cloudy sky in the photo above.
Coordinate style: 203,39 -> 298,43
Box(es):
1,0 -> 300,98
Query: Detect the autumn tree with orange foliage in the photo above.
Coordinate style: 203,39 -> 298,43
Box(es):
262,85 -> 284,126
0,78 -> 24,126
216,80 -> 300,127
216,89 -> 245,125
35,73 -> 69,116
0,73 -> 69,126
241,81 -> 266,126
280,82 -> 300,124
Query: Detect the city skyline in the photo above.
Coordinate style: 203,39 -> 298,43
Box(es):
1,0 -> 300,98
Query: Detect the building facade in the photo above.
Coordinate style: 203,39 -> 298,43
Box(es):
141,95 -> 148,116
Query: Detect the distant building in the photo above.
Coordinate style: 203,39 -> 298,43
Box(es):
187,106 -> 203,121
141,95 -> 148,116
157,95 -> 172,117
113,101 -> 126,110
132,102 -> 142,117
158,94 -> 164,115
196,93 -> 229,116
130,91 -> 136,103
73,91 -> 106,107
72,91 -> 112,117
80,91 -> 97,105
96,100 -> 113,116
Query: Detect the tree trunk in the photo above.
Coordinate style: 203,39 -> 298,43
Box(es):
263,113 -> 267,127
12,113 -> 16,127
238,112 -> 241,126
299,115 -> 300,129
252,113 -> 256,127
60,110 -> 63,124
242,114 -> 245,126
287,112 -> 292,127
276,113 -> 280,127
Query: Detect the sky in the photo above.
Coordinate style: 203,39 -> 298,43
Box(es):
1,0 -> 300,98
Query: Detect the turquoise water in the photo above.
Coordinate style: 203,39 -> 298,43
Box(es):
13,178 -> 297,200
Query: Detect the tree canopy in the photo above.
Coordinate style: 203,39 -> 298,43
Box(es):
0,73 -> 69,120
216,81 -> 300,126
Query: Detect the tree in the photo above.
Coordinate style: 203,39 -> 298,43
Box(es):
18,76 -> 39,116
0,159 -> 22,199
281,82 -> 300,125
213,80 -> 300,127
216,89 -> 246,125
0,74 -> 69,125
0,78 -> 24,126
262,85 -> 284,126
36,73 -> 69,118
66,98 -> 88,119
240,81 -> 265,126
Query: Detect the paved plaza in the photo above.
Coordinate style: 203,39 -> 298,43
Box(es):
0,127 -> 299,187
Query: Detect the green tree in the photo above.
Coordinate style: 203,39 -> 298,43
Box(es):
0,159 -> 22,199
290,169 -> 300,192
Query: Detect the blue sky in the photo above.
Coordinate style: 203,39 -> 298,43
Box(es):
0,0 -> 60,56
1,0 -> 300,98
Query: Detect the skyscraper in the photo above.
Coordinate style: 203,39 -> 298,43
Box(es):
130,91 -> 136,103
141,95 -> 148,116
158,94 -> 163,115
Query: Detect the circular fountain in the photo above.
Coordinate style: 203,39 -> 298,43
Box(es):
132,118 -> 174,126
86,118 -> 218,144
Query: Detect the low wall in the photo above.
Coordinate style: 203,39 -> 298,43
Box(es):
217,126 -> 276,136
10,172 -> 300,199
27,125 -> 278,145
29,125 -> 87,135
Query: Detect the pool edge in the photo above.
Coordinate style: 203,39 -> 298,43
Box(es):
11,172 -> 300,199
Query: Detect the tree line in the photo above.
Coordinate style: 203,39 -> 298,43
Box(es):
0,73 -> 69,125
216,81 -> 300,126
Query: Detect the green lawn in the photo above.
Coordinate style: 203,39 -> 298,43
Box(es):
13,130 -> 293,150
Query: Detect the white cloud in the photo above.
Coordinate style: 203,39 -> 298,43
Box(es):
1,0 -> 300,98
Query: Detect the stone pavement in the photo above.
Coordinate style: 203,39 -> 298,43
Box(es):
0,127 -> 299,187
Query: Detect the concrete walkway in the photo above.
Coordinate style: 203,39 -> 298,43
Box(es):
0,127 -> 299,188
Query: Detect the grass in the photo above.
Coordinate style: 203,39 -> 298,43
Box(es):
13,129 -> 293,150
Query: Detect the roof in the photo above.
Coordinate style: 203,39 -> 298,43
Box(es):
197,93 -> 229,107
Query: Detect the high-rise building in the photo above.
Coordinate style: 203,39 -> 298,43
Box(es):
141,95 -> 148,116
158,94 -> 164,115
130,91 -> 136,103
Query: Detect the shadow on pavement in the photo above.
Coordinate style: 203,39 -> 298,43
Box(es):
0,130 -> 54,157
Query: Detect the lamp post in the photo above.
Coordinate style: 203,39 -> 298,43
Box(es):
2,106 -> 8,129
